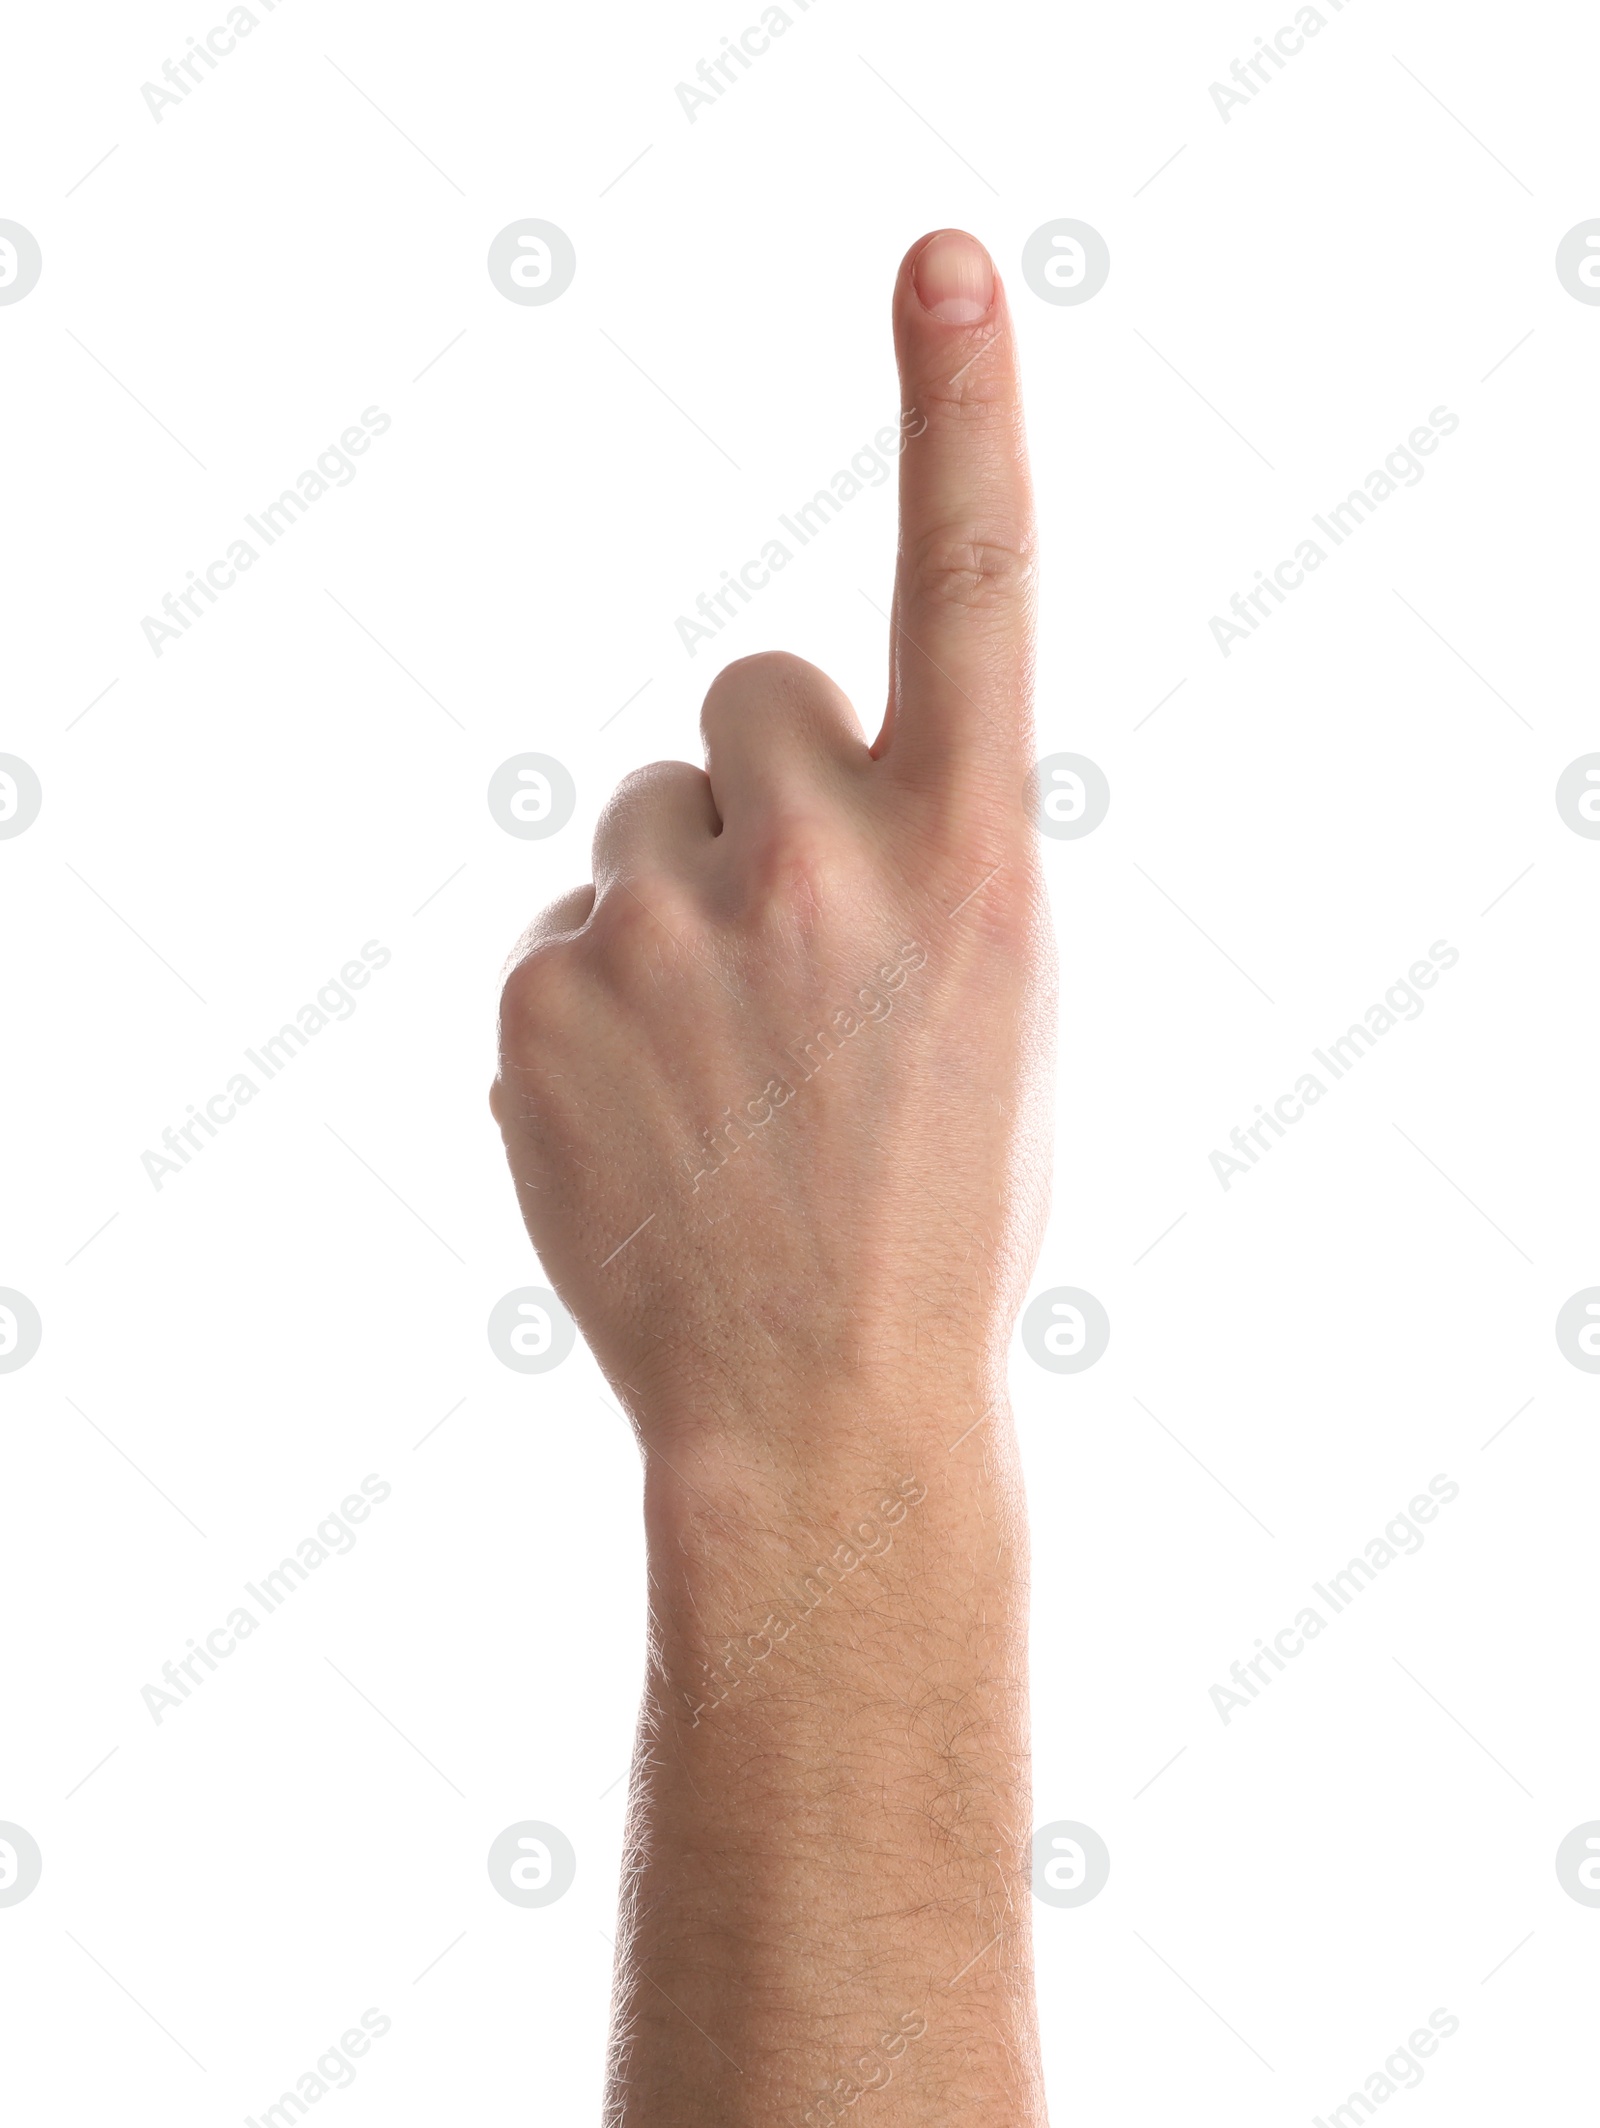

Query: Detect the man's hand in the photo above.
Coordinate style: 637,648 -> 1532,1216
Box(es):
494,229 -> 1052,2127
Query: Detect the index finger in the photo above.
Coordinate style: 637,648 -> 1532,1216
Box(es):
881,229 -> 1036,796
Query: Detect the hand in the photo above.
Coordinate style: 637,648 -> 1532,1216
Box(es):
493,227 -> 1052,2128
493,226 -> 1053,1472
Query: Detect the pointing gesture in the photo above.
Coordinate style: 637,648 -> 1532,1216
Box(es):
494,232 -> 1051,2127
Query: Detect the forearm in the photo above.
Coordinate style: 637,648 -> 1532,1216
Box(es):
606,1408 -> 1045,2126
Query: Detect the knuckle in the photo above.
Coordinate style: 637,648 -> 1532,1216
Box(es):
914,378 -> 1012,425
618,758 -> 699,798
740,808 -> 860,926
707,648 -> 816,696
911,860 -> 1037,971
595,759 -> 699,833
905,524 -> 1035,612
588,873 -> 699,961
700,651 -> 818,734
497,942 -> 573,1053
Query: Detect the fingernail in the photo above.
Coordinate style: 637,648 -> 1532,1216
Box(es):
912,231 -> 995,324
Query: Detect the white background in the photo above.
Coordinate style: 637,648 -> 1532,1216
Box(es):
3,0 -> 1597,2120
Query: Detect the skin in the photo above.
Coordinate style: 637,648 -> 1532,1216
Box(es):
493,228 -> 1053,2127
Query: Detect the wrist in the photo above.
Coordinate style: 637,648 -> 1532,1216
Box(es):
637,1401 -> 1030,1732
635,1368 -> 1014,1523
